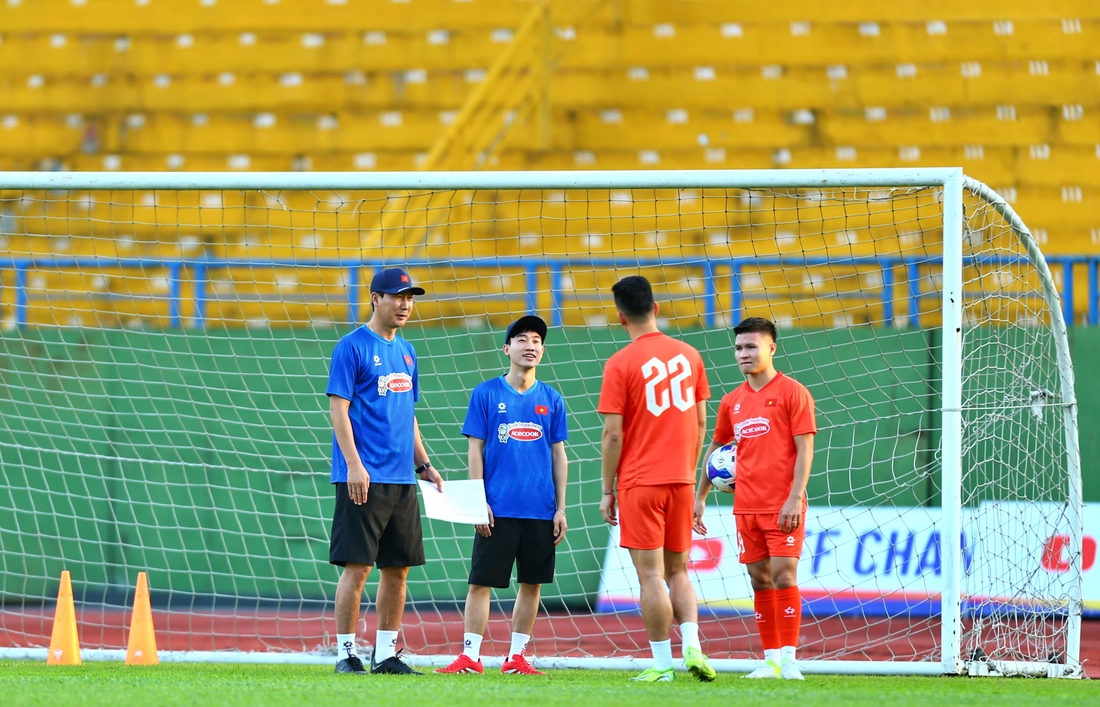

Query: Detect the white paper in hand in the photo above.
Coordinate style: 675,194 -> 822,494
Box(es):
418,479 -> 490,524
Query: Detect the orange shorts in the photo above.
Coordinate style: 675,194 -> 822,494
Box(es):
618,483 -> 694,552
735,512 -> 806,564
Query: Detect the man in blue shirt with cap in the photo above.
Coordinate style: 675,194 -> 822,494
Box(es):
437,315 -> 569,676
326,267 -> 444,676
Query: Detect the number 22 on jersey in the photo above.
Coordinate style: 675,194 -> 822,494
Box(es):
642,354 -> 695,416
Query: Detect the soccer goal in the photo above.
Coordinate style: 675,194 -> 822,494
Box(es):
0,169 -> 1082,678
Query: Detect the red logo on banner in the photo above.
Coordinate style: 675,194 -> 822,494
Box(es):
687,538 -> 724,572
1041,534 -> 1097,572
535,405 -> 549,415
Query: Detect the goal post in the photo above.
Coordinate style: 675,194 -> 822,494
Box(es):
0,169 -> 1083,677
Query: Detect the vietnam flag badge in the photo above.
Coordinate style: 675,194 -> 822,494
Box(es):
765,399 -> 777,407
535,405 -> 549,415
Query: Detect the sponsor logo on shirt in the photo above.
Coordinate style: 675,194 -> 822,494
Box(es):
377,372 -> 413,396
734,415 -> 771,441
373,355 -> 381,367
535,405 -> 549,415
498,402 -> 507,413
733,403 -> 741,414
497,421 -> 544,443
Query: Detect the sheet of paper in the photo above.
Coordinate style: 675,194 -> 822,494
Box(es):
418,479 -> 489,524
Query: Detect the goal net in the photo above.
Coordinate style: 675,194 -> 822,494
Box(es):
0,169 -> 1082,677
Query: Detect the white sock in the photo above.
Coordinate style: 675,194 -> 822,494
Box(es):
679,622 -> 701,652
336,633 -> 358,661
781,645 -> 797,663
651,639 -> 673,671
374,630 -> 399,662
463,632 -> 483,661
764,648 -> 781,664
509,632 -> 531,658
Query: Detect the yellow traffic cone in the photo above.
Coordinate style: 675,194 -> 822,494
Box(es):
125,572 -> 159,665
47,570 -> 81,665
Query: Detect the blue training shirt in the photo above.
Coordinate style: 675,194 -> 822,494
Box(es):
462,376 -> 568,520
326,326 -> 419,485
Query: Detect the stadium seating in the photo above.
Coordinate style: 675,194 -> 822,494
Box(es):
1,0 -> 1097,327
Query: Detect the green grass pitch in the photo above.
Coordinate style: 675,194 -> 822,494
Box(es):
2,662 -> 1097,707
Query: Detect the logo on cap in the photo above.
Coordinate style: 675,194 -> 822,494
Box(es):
371,267 -> 425,295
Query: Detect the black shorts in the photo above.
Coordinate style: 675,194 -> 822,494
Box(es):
330,482 -> 425,569
468,517 -> 556,589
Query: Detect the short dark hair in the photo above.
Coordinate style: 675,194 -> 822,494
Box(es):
611,275 -> 655,322
733,317 -> 777,342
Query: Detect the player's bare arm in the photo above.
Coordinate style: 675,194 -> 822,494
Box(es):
694,439 -> 723,536
551,441 -> 568,545
467,436 -> 492,537
778,433 -> 814,534
599,413 -> 624,526
329,394 -> 369,505
691,401 -> 711,535
413,417 -> 443,492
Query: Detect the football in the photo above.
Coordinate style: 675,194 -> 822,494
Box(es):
706,443 -> 736,493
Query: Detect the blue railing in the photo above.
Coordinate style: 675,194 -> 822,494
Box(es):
2,255 -> 1098,328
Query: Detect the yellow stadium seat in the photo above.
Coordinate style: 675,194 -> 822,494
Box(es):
1009,186 -> 1097,231
2,0 -> 1098,329
0,0 -> 544,34
6,58 -> 1097,117
0,114 -> 84,156
548,60 -> 1098,113
1043,230 -> 1100,256
558,19 -> 1097,70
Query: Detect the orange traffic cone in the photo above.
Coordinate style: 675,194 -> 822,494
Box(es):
47,570 -> 81,665
125,572 -> 159,665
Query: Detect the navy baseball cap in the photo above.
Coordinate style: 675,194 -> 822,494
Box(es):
504,315 -> 548,345
370,267 -> 425,296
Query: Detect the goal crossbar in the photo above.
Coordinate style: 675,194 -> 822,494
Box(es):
0,168 -> 964,192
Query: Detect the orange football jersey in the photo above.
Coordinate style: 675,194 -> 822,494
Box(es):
598,332 -> 710,488
713,372 -> 816,513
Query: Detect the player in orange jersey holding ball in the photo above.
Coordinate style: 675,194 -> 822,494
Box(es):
694,317 -> 816,680
598,275 -> 717,684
